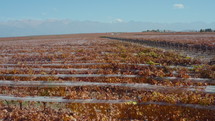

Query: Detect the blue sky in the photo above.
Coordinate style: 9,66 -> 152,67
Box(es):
0,0 -> 215,37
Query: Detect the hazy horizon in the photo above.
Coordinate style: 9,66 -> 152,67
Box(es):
1,0 -> 215,37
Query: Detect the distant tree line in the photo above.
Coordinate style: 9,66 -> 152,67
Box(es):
142,29 -> 174,33
142,28 -> 215,33
200,28 -> 215,32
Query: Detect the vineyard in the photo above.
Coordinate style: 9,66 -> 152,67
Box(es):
0,33 -> 214,120
104,32 -> 215,63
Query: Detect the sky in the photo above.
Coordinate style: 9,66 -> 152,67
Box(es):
0,0 -> 215,37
